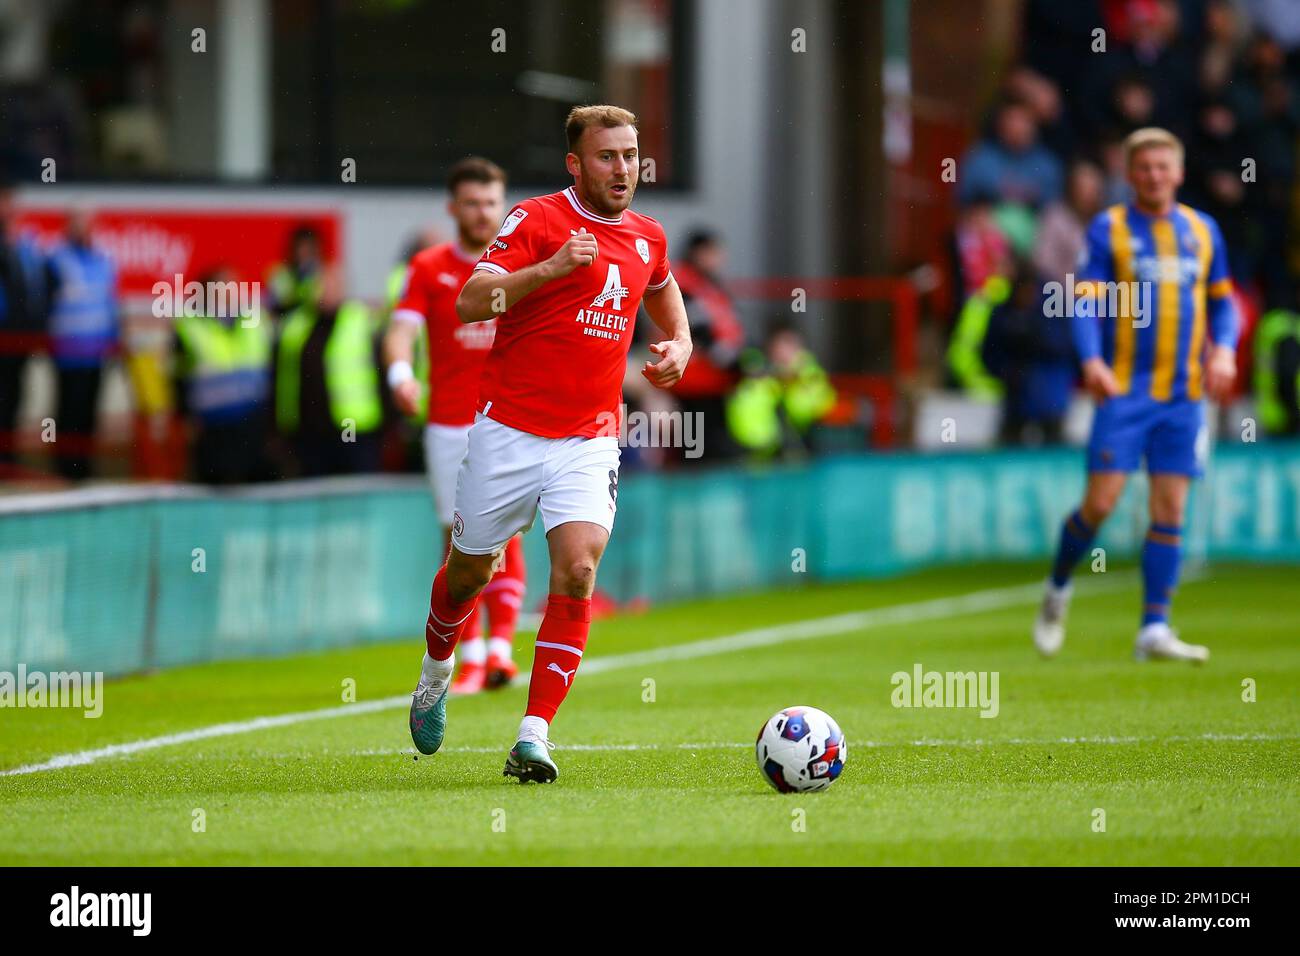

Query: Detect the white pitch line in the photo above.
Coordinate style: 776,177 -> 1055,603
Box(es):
0,575 -> 1143,778
126,731 -> 1300,762
0,697 -> 406,777
326,732 -> 1300,754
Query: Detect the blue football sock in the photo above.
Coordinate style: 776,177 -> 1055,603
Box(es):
1050,509 -> 1096,588
1141,522 -> 1183,626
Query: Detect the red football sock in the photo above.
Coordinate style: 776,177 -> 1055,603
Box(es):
425,565 -> 480,661
525,595 -> 591,721
482,536 -> 527,643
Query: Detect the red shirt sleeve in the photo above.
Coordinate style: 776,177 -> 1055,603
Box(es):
392,257 -> 430,324
647,224 -> 672,291
475,201 -> 546,277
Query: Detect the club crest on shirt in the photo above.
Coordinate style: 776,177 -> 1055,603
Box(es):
496,208 -> 527,238
635,237 -> 650,264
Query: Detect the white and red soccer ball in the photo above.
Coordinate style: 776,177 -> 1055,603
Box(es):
755,706 -> 847,793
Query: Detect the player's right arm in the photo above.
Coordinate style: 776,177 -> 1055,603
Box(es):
456,204 -> 599,323
385,262 -> 426,417
383,318 -> 422,416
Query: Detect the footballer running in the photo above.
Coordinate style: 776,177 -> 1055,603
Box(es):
384,157 -> 528,694
408,105 -> 692,782
1034,127 -> 1241,663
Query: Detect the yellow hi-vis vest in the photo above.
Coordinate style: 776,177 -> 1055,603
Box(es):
1254,309 -> 1300,434
947,274 -> 1010,400
726,349 -> 836,454
174,313 -> 272,418
276,300 -> 382,433
267,263 -> 321,315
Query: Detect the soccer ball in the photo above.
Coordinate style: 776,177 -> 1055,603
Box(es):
755,706 -> 847,793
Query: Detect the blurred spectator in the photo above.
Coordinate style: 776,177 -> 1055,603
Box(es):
1200,0 -> 1246,94
1005,66 -> 1074,160
1219,32 -> 1300,303
947,262 -> 1074,445
984,262 -> 1075,446
172,267 -> 273,484
671,229 -> 745,462
1033,160 -> 1106,283
1184,98 -> 1256,279
1096,130 -> 1135,205
1079,0 -> 1200,142
266,225 -> 324,319
949,190 -> 1012,310
0,184 -> 56,467
726,321 -> 835,461
958,98 -> 1063,209
47,208 -> 119,479
274,264 -> 385,476
1244,0 -> 1300,52
1107,73 -> 1160,133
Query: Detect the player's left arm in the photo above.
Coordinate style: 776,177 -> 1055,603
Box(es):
1074,212 -> 1120,400
641,273 -> 693,388
1203,216 -> 1241,402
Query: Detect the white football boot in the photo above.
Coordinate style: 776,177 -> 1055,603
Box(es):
1033,579 -> 1073,658
1134,622 -> 1209,663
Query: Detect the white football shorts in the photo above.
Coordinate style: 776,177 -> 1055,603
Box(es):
423,422 -> 472,526
451,412 -> 621,555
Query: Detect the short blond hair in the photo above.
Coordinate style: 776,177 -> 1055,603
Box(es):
565,105 -> 638,152
1124,127 -> 1184,168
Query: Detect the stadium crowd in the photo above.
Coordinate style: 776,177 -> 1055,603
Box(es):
947,0 -> 1300,442
0,204 -> 839,482
4,0 -> 1300,485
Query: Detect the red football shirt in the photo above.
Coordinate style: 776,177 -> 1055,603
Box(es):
392,241 -> 496,426
472,186 -> 672,438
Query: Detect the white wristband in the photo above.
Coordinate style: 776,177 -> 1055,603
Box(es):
387,360 -> 414,389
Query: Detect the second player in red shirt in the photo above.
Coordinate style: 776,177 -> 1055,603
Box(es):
384,157 -> 527,695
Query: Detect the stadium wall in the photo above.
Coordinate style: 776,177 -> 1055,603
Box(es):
3,443 -> 1298,678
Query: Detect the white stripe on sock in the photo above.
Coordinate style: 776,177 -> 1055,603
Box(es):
534,640 -> 583,658
428,604 -> 477,629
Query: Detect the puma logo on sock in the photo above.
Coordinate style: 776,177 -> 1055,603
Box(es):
547,662 -> 576,686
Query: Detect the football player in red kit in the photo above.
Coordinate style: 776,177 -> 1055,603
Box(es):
384,157 -> 527,695
408,106 -> 692,782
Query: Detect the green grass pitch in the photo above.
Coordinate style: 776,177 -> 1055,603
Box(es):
2,562 -> 1297,866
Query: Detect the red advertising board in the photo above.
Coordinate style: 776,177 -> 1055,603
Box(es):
16,207 -> 342,297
